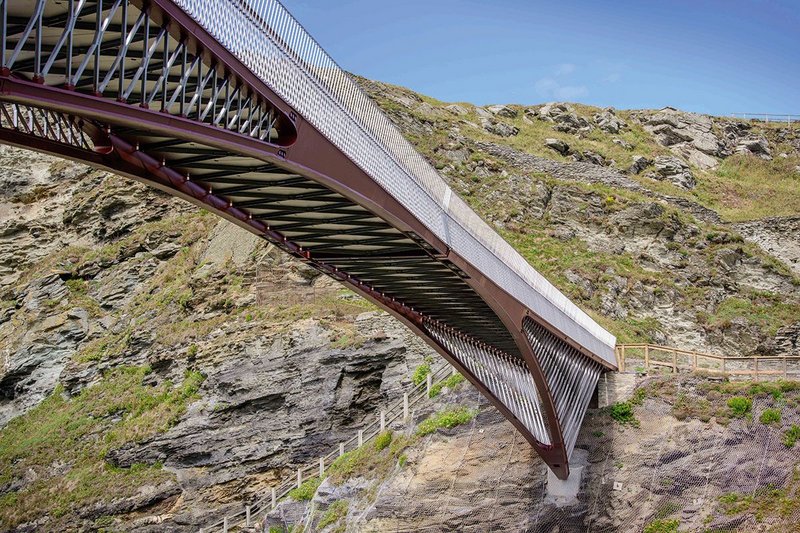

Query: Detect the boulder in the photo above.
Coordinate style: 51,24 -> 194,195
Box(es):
572,150 -> 607,166
613,138 -> 633,150
627,155 -> 651,175
593,108 -> 626,133
538,102 -> 592,134
486,104 -> 518,118
444,104 -> 469,116
736,137 -> 772,160
644,107 -> 723,156
482,119 -> 519,137
544,138 -> 570,155
649,155 -> 696,189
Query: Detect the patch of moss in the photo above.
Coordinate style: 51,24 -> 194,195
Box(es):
428,373 -> 466,398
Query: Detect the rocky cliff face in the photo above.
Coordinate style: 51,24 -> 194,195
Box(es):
0,78 -> 799,532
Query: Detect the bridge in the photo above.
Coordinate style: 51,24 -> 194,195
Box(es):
0,0 -> 616,479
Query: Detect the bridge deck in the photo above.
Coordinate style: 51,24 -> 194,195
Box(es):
0,0 -> 616,478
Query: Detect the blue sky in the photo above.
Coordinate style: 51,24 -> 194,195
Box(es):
281,0 -> 799,115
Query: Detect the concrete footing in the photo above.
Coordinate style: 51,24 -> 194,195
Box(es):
545,448 -> 589,507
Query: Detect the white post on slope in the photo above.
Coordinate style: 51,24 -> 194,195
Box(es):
245,506 -> 251,527
271,487 -> 277,509
426,373 -> 432,396
380,410 -> 386,431
403,393 -> 409,420
223,517 -> 228,533
296,468 -> 302,488
339,442 -> 345,456
319,456 -> 324,477
358,429 -> 364,447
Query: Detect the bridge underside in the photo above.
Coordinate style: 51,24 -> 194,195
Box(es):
0,0 -> 615,479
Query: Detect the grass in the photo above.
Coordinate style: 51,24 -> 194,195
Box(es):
317,500 -> 348,530
428,373 -> 466,398
288,477 -> 322,501
707,295 -> 800,337
326,433 -> 413,486
696,153 -> 800,222
0,366 -> 203,530
643,518 -> 679,533
416,406 -> 477,436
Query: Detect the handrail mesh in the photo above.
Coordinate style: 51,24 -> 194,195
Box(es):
171,0 -> 617,364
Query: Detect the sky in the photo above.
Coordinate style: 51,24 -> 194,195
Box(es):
281,0 -> 799,115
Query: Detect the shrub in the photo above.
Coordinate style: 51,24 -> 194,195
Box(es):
727,396 -> 752,417
287,477 -> 321,501
643,518 -> 679,533
609,401 -> 638,426
411,360 -> 432,386
784,425 -> 800,448
759,408 -> 781,425
374,431 -> 393,451
417,406 -> 477,436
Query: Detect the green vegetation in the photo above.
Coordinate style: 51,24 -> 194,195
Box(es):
416,406 -> 478,436
0,366 -> 203,530
428,373 -> 466,398
727,396 -> 752,418
288,477 -> 322,501
326,433 -> 413,485
784,425 -> 800,448
317,500 -> 348,530
643,518 -> 679,533
609,401 -> 639,426
374,430 -> 393,451
707,295 -> 800,337
759,408 -> 782,425
411,359 -> 432,386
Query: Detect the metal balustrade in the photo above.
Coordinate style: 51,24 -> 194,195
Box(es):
172,0 -> 616,365
0,0 -> 617,481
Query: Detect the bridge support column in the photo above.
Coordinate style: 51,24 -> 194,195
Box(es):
545,448 -> 589,507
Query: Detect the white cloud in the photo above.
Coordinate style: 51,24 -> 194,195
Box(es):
535,77 -> 588,100
555,63 -> 576,76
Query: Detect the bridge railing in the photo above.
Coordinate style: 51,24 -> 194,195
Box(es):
616,343 -> 800,381
173,0 -> 616,363
730,113 -> 800,125
201,360 -> 456,532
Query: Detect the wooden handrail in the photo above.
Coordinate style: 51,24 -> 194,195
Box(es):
614,343 -> 800,380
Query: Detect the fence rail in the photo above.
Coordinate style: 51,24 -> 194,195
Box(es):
201,361 -> 456,532
730,113 -> 800,125
616,344 -> 800,381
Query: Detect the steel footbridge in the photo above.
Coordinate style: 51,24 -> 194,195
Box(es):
0,0 -> 617,479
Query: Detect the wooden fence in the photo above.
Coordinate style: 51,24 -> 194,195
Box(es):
615,344 -> 800,381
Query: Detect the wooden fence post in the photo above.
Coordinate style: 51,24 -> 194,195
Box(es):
271,487 -> 277,509
754,357 -> 759,382
246,505 -> 251,527
645,345 -> 650,371
426,373 -> 432,396
358,429 -> 363,448
403,393 -> 409,420
692,351 -> 698,372
380,410 -> 385,432
296,468 -> 302,488
672,350 -> 678,373
784,357 -> 788,379
319,457 -> 324,478
339,442 -> 345,457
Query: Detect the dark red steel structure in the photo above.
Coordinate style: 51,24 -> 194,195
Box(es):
0,0 -> 617,480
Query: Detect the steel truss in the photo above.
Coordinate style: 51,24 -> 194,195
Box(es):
0,0 -> 616,479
